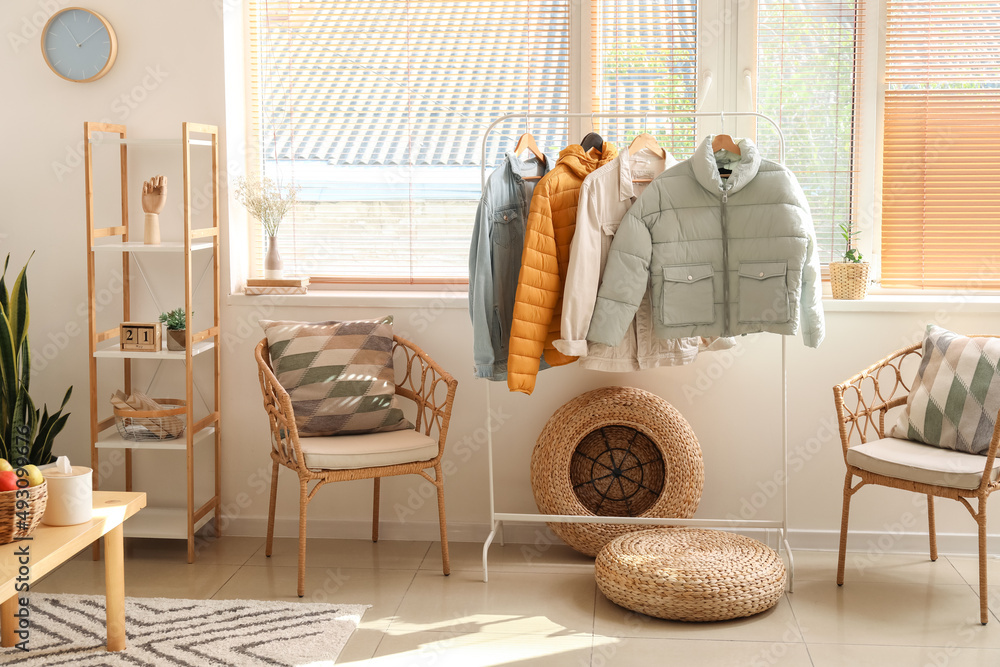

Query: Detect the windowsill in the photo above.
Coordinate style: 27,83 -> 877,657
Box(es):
823,293 -> 1000,312
228,288 -> 1000,312
227,288 -> 469,309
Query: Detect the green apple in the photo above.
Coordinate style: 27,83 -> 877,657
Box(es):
0,459 -> 12,472
19,465 -> 44,487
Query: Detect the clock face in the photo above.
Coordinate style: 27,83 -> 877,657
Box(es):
41,8 -> 117,82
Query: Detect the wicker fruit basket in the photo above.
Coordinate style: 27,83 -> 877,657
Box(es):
830,262 -> 870,300
114,398 -> 186,441
0,481 -> 48,545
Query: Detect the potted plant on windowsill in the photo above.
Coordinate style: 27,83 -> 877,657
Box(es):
234,175 -> 299,280
1,254 -> 73,469
829,222 -> 871,300
160,307 -> 187,351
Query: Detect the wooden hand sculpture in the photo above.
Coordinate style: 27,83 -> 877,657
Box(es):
142,175 -> 167,245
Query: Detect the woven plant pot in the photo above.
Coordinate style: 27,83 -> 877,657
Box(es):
830,262 -> 870,300
0,481 -> 48,545
595,528 -> 786,622
530,386 -> 704,557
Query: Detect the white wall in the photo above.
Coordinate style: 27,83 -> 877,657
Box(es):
2,0 -> 999,557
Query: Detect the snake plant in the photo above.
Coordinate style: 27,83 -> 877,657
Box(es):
0,253 -> 72,466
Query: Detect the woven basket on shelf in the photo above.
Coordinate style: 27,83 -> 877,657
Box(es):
595,528 -> 786,622
829,262 -> 870,300
529,386 -> 704,557
113,398 -> 186,441
0,482 -> 48,545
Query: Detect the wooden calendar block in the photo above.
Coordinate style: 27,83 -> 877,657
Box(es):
120,322 -> 161,352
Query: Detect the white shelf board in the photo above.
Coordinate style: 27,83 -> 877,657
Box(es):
94,338 -> 215,360
95,426 -> 215,451
91,241 -> 214,253
90,138 -> 213,147
123,506 -> 215,540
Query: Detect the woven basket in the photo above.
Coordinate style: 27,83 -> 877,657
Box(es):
114,398 -> 186,441
0,481 -> 48,545
595,528 -> 786,622
829,262 -> 870,300
530,386 -> 704,557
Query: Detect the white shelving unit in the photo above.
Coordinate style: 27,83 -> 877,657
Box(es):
91,241 -> 216,253
84,121 -> 222,563
123,507 -> 215,540
96,426 -> 216,452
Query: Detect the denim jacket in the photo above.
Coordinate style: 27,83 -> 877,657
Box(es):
469,152 -> 555,380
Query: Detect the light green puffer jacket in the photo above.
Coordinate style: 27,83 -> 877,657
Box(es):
587,136 -> 825,348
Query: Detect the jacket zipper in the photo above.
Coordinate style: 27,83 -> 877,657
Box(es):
720,185 -> 730,335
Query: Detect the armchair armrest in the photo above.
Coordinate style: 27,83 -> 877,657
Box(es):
832,342 -> 922,463
254,338 -> 306,469
393,335 -> 459,459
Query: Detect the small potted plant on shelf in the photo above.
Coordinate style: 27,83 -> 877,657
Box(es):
829,222 -> 871,300
234,175 -> 299,279
160,307 -> 188,351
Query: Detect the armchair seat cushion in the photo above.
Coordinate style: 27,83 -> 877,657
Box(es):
847,437 -> 1000,490
291,428 -> 439,471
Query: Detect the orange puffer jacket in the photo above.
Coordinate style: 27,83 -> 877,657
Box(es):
507,142 -> 619,394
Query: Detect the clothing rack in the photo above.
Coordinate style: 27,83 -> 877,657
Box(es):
477,111 -> 794,591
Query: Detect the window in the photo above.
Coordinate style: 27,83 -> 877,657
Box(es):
591,0 -> 699,157
247,0 -> 878,285
756,0 -> 865,266
249,1 -> 571,282
879,0 -> 1000,289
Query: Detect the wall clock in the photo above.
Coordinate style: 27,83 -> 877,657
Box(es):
41,7 -> 117,83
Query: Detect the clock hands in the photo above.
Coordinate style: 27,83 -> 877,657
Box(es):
59,16 -> 82,46
79,27 -> 105,46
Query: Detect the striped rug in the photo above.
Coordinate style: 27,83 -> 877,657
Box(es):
0,594 -> 367,666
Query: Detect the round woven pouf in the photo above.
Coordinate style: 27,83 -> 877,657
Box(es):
530,386 -> 704,557
595,528 -> 786,622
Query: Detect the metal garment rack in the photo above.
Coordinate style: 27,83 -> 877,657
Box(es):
478,111 -> 796,590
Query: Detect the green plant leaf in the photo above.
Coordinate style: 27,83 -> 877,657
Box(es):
0,253 -> 10,321
0,309 -> 17,452
8,253 -> 31,356
9,382 -> 37,466
36,412 -> 69,466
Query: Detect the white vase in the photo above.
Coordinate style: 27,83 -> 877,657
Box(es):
264,235 -> 284,279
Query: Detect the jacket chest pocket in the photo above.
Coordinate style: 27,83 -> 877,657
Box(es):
660,264 -> 715,326
738,262 -> 790,324
491,206 -> 520,249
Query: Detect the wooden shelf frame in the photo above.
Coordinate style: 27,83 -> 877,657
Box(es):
84,121 -> 223,561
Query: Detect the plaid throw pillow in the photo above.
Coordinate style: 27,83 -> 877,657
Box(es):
891,325 -> 1000,455
260,317 -> 411,437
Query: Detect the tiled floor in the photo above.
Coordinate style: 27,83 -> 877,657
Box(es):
31,536 -> 1000,665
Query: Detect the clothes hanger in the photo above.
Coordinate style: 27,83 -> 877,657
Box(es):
628,116 -> 667,184
513,117 -> 544,181
712,112 -> 739,178
712,111 -> 741,156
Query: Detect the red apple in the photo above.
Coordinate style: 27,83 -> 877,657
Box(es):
0,470 -> 18,492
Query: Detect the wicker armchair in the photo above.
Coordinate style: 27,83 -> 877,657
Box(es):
833,338 -> 1000,624
254,334 -> 458,597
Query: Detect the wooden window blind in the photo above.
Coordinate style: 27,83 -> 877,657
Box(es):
591,0 -> 699,157
248,1 -> 570,282
757,0 -> 866,265
880,0 -> 1000,289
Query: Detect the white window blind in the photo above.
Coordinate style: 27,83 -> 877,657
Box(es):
756,0 -> 865,265
880,0 -> 1000,289
591,0 -> 699,156
249,0 -> 570,283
